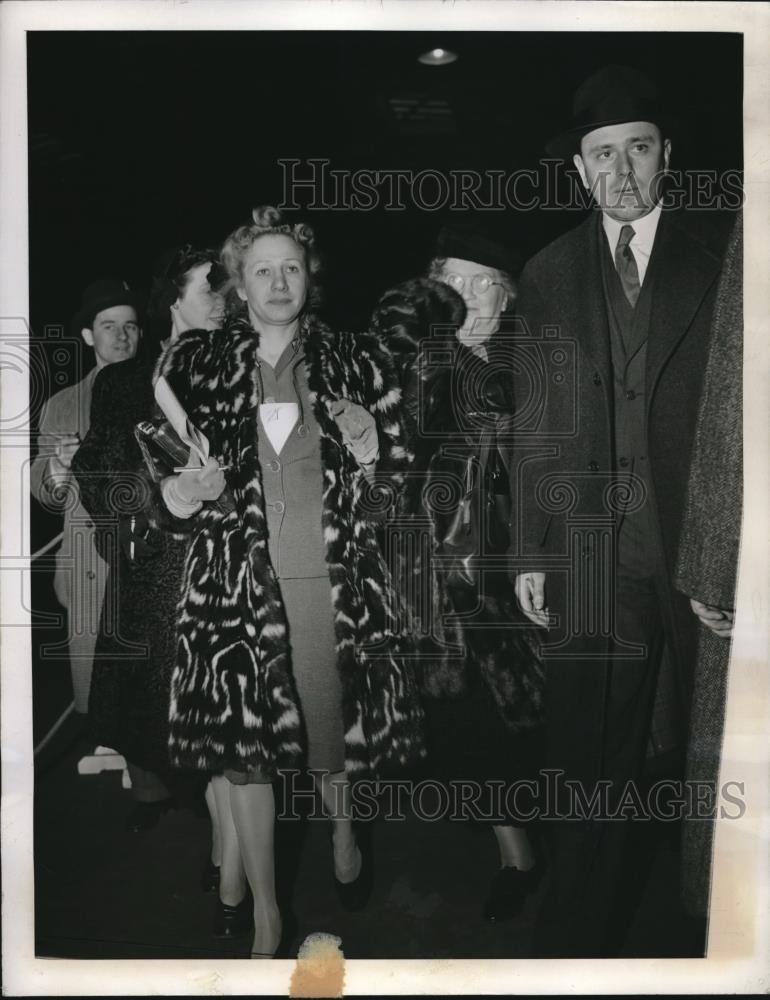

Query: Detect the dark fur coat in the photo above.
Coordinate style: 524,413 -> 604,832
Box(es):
372,279 -> 545,733
149,311 -> 425,777
72,356 -> 189,775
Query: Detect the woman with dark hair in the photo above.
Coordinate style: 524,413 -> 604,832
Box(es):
72,246 -> 225,840
373,224 -> 546,924
148,206 -> 426,957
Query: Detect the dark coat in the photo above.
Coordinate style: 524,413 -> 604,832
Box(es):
512,206 -> 735,785
372,279 -> 545,734
71,356 -> 189,773
676,213 -> 743,917
147,313 -> 425,778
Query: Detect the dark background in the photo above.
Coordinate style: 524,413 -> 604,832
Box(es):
28,30 -> 742,341
28,30 -> 743,714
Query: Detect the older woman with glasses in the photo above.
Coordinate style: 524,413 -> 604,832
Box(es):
374,224 -> 546,925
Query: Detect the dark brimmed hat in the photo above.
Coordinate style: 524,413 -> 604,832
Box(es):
72,278 -> 143,334
545,64 -> 669,159
434,224 -> 522,278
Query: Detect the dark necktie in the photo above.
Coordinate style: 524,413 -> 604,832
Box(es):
615,224 -> 640,307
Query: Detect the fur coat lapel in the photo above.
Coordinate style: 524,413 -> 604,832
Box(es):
156,313 -> 423,777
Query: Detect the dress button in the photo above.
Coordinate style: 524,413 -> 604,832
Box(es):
618,457 -> 629,468
588,461 -> 599,473
87,571 -> 96,580
625,389 -> 636,400
592,372 -> 602,386
85,520 -> 94,529
272,500 -> 285,514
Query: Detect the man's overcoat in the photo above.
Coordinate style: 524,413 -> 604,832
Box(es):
511,206 -> 734,787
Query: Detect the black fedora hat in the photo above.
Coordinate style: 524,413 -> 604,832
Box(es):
72,277 -> 143,334
434,223 -> 522,278
545,64 -> 669,159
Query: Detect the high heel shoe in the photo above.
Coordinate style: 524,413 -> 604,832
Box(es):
213,891 -> 253,938
250,905 -> 292,958
483,860 -> 544,923
333,824 -> 374,912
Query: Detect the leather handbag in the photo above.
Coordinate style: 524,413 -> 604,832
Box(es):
440,424 -> 511,596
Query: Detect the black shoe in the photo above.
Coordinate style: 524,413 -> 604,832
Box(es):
125,798 -> 175,833
333,825 -> 374,912
213,893 -> 253,939
483,862 -> 544,923
200,859 -> 221,894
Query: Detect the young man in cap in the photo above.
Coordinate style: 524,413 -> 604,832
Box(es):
510,65 -> 736,955
31,279 -> 142,716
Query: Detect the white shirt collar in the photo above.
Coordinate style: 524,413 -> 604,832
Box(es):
602,202 -> 662,285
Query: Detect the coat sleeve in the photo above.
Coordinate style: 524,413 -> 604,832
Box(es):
71,362 -> 150,520
30,390 -> 70,510
140,328 -> 232,534
369,276 -> 466,452
506,265 -> 559,564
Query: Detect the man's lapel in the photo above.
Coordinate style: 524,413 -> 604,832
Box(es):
646,209 -> 724,385
560,213 -> 612,380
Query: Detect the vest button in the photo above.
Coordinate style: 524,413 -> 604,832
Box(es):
268,459 -> 280,472
618,456 -> 629,468
264,396 -> 276,404
271,500 -> 285,514
588,461 -> 599,473
592,372 -> 601,386
87,571 -> 96,580
625,389 -> 637,400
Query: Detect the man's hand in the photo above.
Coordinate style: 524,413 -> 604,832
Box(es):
176,456 -> 226,504
515,572 -> 549,628
330,398 -> 379,468
690,598 -> 734,638
46,433 -> 81,483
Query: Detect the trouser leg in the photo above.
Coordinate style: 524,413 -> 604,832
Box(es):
534,571 -> 664,956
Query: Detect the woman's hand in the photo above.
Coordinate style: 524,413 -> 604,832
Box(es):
176,456 -> 226,504
162,455 -> 226,518
330,399 -> 379,468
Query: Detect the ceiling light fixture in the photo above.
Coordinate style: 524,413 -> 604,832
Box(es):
418,47 -> 458,67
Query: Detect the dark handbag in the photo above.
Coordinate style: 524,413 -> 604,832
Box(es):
134,418 -> 236,517
440,425 -> 511,596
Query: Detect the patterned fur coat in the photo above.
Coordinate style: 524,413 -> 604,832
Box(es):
372,280 -> 545,734
149,311 -> 426,778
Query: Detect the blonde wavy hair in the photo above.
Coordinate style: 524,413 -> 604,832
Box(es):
220,205 -> 323,312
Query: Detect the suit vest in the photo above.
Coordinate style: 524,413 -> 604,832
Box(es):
599,230 -> 661,577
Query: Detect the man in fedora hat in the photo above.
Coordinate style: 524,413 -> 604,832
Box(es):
510,65 -> 735,955
31,279 -> 142,715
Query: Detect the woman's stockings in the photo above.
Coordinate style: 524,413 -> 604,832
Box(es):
210,775 -> 246,906
229,781 -> 282,957
314,769 -> 361,883
205,779 -> 222,868
492,824 -> 536,871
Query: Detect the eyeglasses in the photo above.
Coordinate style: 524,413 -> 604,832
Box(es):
443,273 -> 503,296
